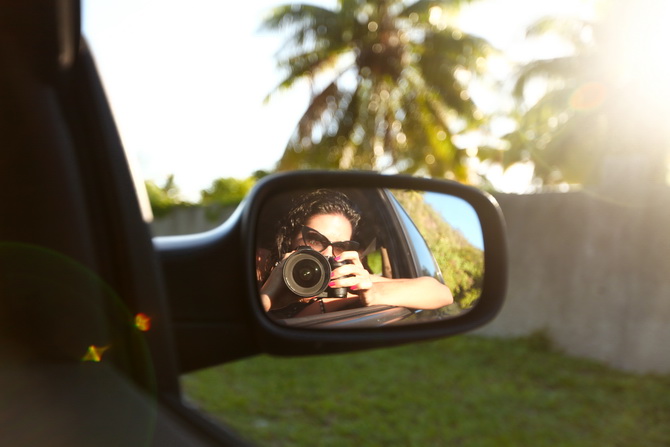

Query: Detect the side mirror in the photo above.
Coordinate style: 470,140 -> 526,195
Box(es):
255,187 -> 486,328
155,171 -> 507,371
245,172 -> 507,355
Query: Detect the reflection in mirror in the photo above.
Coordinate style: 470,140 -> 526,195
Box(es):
255,187 -> 484,329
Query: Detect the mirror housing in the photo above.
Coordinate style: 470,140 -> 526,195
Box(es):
155,171 -> 507,372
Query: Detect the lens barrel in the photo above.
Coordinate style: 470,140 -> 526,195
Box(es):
282,248 -> 332,297
327,257 -> 350,298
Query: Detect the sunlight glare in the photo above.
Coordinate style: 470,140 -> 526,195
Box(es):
135,313 -> 152,332
486,161 -> 536,193
569,81 -> 607,111
428,6 -> 447,30
602,1 -> 670,109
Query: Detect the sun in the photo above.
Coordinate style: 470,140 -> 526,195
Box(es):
599,1 -> 670,111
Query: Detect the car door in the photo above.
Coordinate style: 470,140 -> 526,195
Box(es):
0,1 -> 254,445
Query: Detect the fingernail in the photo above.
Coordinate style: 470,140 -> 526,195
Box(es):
350,285 -> 358,290
330,272 -> 334,277
328,281 -> 336,287
334,256 -> 341,261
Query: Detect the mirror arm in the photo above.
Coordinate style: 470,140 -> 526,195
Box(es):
153,207 -> 260,373
152,172 -> 507,364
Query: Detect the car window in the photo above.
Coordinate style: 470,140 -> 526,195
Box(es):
82,0 -> 320,233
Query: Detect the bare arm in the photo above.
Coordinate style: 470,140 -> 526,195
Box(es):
332,251 -> 453,310
363,275 -> 453,309
259,256 -> 300,312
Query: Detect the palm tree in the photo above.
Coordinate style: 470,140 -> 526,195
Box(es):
508,4 -> 670,186
261,0 -> 494,180
502,16 -> 605,184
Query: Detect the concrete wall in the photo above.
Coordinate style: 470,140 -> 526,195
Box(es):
477,186 -> 670,374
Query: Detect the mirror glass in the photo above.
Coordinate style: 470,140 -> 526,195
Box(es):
255,187 -> 484,328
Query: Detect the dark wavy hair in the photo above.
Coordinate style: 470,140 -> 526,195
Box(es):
269,189 -> 361,272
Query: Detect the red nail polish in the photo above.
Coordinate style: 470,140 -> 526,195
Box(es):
328,281 -> 336,287
350,285 -> 358,291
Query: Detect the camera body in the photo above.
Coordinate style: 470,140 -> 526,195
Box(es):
282,247 -> 351,298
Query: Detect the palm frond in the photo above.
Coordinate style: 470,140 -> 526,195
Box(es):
264,48 -> 354,103
399,0 -> 473,19
260,4 -> 339,32
526,16 -> 591,46
513,55 -> 593,99
295,81 -> 342,141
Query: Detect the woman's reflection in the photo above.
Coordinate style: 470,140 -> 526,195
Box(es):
257,189 -> 452,319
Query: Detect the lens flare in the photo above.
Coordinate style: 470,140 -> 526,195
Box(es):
135,313 -> 151,332
82,345 -> 110,362
569,82 -> 607,111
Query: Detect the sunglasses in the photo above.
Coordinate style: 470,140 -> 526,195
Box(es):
301,225 -> 360,256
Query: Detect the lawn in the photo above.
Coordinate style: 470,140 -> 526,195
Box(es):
182,333 -> 670,447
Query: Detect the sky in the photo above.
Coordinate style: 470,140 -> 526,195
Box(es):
82,0 -> 597,201
424,192 -> 483,249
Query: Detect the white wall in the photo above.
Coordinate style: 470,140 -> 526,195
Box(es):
477,186 -> 670,373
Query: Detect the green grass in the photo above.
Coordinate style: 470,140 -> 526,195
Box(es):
182,333 -> 670,447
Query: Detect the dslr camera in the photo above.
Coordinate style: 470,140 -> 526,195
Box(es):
282,247 -> 351,298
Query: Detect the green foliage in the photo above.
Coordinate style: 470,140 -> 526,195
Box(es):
145,174 -> 189,218
200,177 -> 255,208
147,175 -> 262,221
199,176 -> 256,221
365,250 -> 382,275
392,189 -> 484,310
262,0 -> 496,179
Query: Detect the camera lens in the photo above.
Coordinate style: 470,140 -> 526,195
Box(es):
282,249 -> 332,297
292,259 -> 322,288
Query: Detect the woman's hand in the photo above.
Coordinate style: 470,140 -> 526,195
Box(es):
260,252 -> 300,311
329,251 -> 454,310
328,251 -> 376,303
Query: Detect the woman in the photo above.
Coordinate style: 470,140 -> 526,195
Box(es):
259,189 -> 453,318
